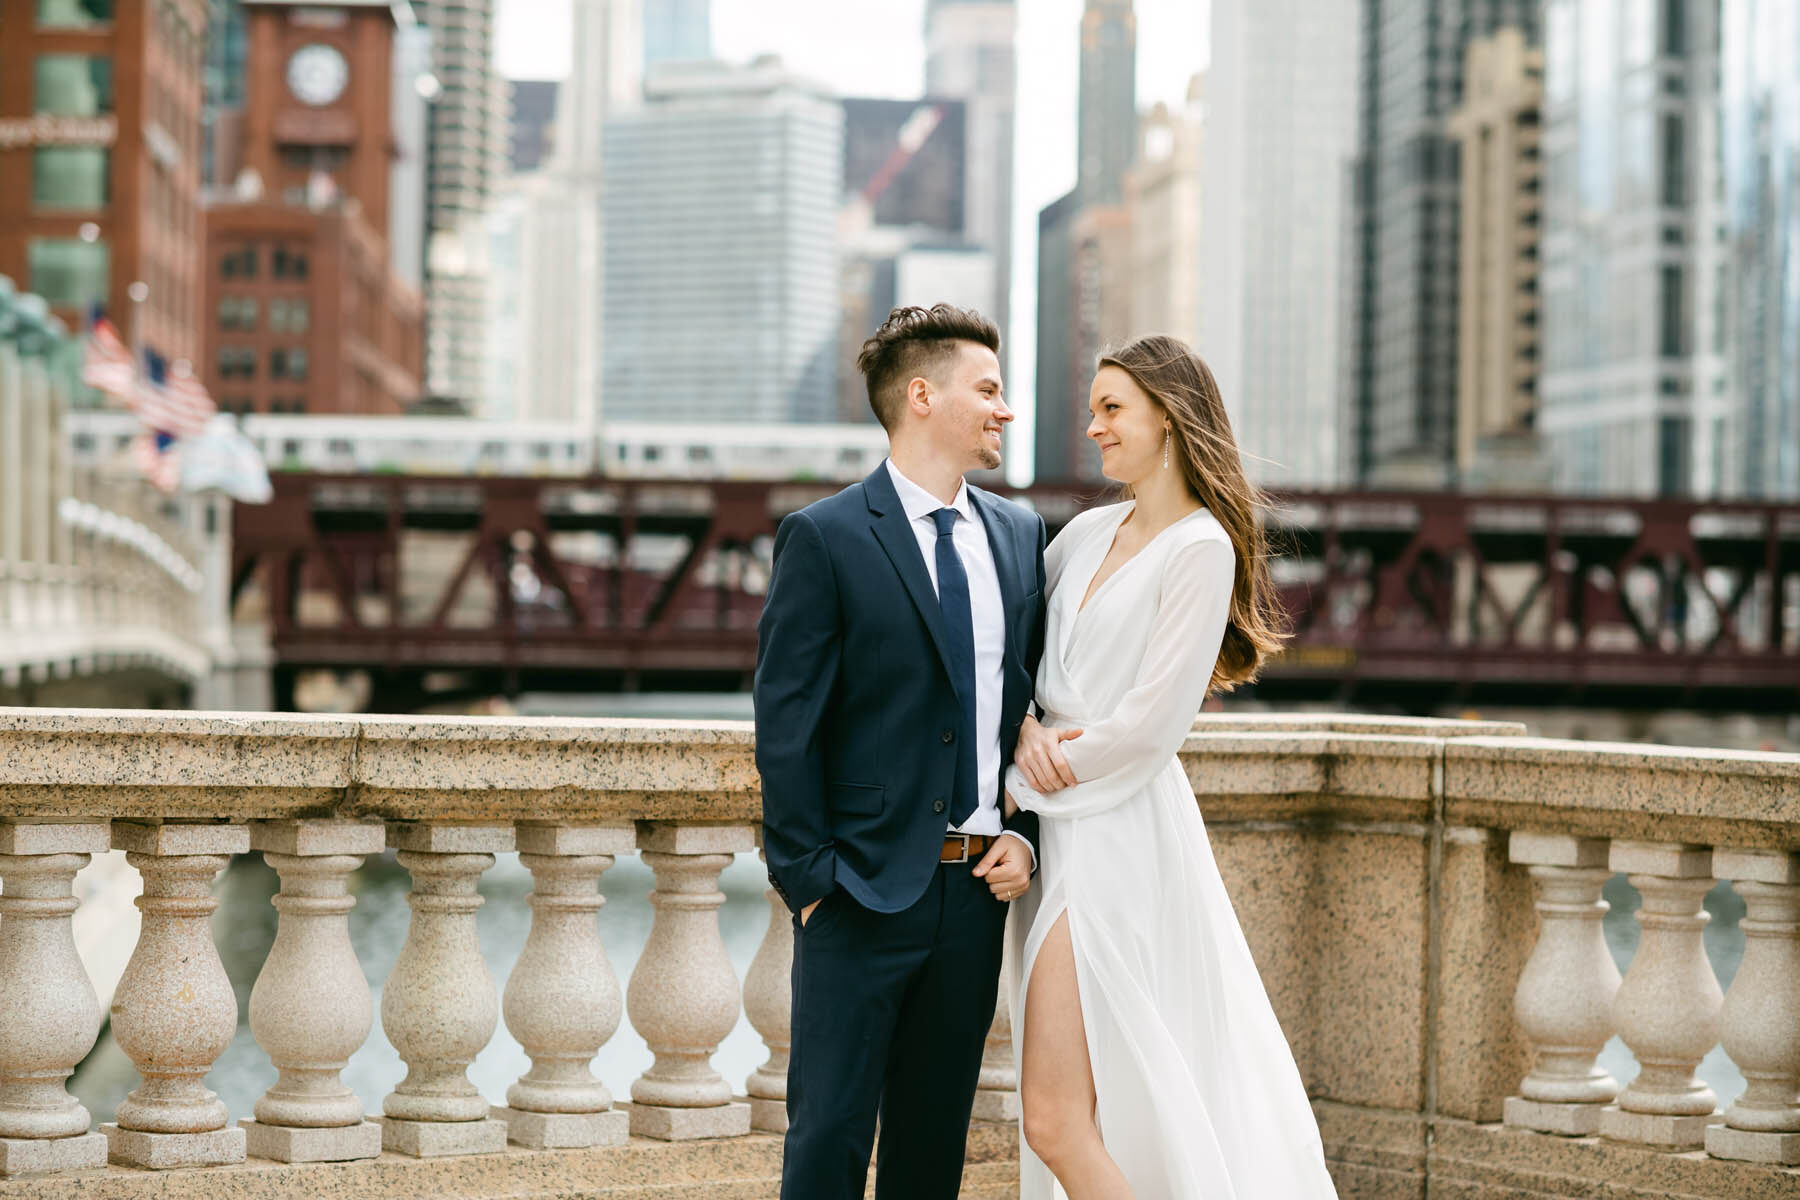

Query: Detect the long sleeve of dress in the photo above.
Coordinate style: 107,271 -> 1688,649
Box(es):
1007,534 -> 1234,820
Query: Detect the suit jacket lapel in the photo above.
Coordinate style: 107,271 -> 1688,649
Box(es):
969,488 -> 1024,665
864,466 -> 958,682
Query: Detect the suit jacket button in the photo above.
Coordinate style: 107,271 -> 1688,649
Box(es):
932,799 -> 947,814
940,728 -> 954,743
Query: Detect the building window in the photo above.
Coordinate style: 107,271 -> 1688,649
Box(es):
34,54 -> 114,115
35,0 -> 112,29
218,347 -> 256,379
32,147 -> 108,209
217,296 -> 258,331
220,246 -> 257,278
1659,265 -> 1685,357
268,297 -> 310,333
272,247 -> 309,279
1661,114 -> 1685,207
270,348 -> 309,380
27,238 -> 108,308
1662,0 -> 1686,55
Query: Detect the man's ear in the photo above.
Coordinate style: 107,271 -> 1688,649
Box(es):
906,374 -> 933,416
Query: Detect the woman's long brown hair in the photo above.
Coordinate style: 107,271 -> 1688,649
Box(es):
1098,335 -> 1289,693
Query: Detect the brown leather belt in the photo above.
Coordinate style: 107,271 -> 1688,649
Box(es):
940,833 -> 997,863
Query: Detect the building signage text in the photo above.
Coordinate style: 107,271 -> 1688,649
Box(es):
0,114 -> 119,151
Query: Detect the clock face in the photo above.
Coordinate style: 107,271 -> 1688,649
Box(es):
286,43 -> 349,106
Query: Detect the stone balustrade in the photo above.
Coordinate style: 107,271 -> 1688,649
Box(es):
0,709 -> 1794,1199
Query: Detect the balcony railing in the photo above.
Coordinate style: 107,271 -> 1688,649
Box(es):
0,710 -> 1795,1198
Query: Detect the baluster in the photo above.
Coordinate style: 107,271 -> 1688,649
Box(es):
0,824 -> 110,1177
1599,841 -> 1722,1149
238,819 -> 386,1163
743,846 -> 792,1133
1502,832 -> 1620,1135
626,822 -> 753,1140
971,930 -> 1019,1122
1707,849 -> 1800,1165
101,821 -> 249,1169
492,822 -> 632,1149
377,822 -> 512,1157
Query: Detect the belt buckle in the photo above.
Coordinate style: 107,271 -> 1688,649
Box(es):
943,832 -> 971,863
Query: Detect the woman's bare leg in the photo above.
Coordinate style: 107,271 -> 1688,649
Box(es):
1020,912 -> 1135,1199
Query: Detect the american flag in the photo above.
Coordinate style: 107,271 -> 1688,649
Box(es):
130,353 -> 216,439
129,432 -> 183,495
80,313 -> 137,401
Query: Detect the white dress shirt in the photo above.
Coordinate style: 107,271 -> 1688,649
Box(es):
885,460 -> 1030,858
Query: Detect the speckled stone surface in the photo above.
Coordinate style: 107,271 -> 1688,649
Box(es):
101,1122 -> 245,1169
1446,736 -> 1800,849
1598,1107 -> 1713,1149
0,1125 -> 1022,1198
636,822 -> 754,855
1183,733 -> 1445,824
0,709 -> 358,820
383,821 -> 514,854
374,1116 -> 508,1158
1310,827 -> 1432,1110
0,1132 -> 106,1177
0,822 -> 110,855
513,821 -> 636,856
239,1118 -> 380,1163
110,821 -> 249,856
1708,1124 -> 1800,1166
1429,1115 -> 1800,1198
1435,829 -> 1533,1123
491,1106 -> 629,1149
748,1098 -> 789,1133
627,1101 -> 752,1141
1504,1096 -> 1605,1135
969,1090 -> 1019,1123
247,819 -> 385,857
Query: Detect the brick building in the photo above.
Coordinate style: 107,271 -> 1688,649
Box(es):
202,0 -> 422,415
0,0 -> 208,365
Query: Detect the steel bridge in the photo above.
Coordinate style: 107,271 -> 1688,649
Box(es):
232,473 -> 1800,712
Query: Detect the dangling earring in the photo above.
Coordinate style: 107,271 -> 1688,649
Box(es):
1162,428 -> 1171,470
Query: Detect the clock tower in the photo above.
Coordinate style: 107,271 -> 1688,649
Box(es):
239,1 -> 397,236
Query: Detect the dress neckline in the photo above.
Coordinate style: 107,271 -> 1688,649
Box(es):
1073,502 -> 1208,618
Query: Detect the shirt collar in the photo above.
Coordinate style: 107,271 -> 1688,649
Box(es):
885,458 -> 973,525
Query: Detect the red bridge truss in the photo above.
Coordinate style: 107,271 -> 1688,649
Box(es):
233,474 -> 1800,712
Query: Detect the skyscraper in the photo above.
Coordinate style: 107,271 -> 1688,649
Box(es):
644,0 -> 710,67
1125,89 -> 1203,344
410,0 -> 509,407
1077,0 -> 1137,207
924,0 -> 1015,361
603,58 -> 842,423
1446,28 -> 1548,492
489,0 -> 638,428
1033,190 -> 1083,481
1536,0 -> 1726,497
1200,0 -> 1357,490
1342,0 -> 1540,488
1720,0 -> 1799,498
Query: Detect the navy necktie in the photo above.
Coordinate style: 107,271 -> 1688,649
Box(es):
932,508 -> 979,828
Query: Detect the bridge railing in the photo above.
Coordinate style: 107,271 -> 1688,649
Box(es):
0,285 -> 210,695
0,710 -> 1795,1197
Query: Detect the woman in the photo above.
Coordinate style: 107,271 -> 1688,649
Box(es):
1002,336 -> 1337,1198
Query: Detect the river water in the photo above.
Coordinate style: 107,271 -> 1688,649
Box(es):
69,692 -> 1748,1121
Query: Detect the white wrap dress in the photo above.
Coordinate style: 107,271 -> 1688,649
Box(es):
1005,501 -> 1337,1199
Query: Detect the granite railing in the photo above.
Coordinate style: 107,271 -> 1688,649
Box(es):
0,708 -> 1794,1199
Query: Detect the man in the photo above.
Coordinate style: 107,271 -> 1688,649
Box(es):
754,304 -> 1046,1199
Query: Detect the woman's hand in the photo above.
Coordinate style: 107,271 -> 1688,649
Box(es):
1014,713 -> 1082,793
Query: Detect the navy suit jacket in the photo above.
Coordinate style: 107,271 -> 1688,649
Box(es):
754,463 -> 1047,915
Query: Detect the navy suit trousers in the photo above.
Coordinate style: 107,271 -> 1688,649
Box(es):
781,861 -> 1007,1200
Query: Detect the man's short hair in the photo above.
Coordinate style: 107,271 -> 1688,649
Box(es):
855,304 -> 1001,431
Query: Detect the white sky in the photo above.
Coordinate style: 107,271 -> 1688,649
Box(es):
495,0 -> 1211,476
